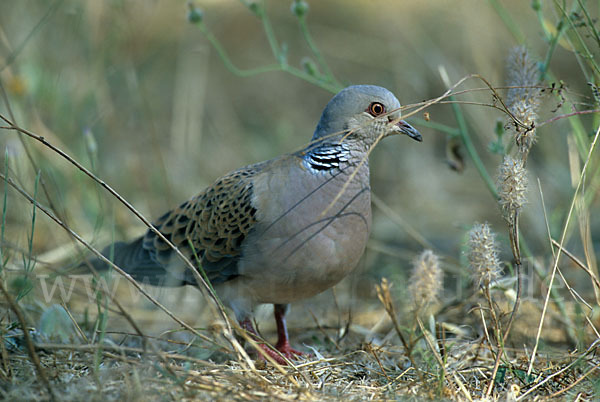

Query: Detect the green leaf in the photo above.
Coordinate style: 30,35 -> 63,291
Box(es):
38,304 -> 78,343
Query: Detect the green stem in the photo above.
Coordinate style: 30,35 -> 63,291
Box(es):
26,171 -> 40,273
297,15 -> 342,89
256,1 -> 282,63
552,0 -> 599,78
539,16 -> 567,81
487,0 -> 526,44
450,98 -> 499,199
577,0 -> 600,48
0,149 -> 8,270
198,24 -> 282,77
195,19 -> 340,94
281,65 -> 340,93
411,118 -> 460,137
534,4 -> 552,40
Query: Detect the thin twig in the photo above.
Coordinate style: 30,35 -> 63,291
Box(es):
537,178 -> 580,342
375,279 -> 423,381
549,363 -> 600,398
0,115 -> 246,358
0,116 -> 222,311
503,214 -> 522,343
0,173 -> 224,349
539,109 -> 600,127
527,124 -> 600,375
365,344 -> 392,382
518,339 -> 600,401
483,285 -> 504,397
551,238 -> 600,291
487,211 -> 524,396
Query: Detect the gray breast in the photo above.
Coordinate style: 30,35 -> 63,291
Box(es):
234,153 -> 372,304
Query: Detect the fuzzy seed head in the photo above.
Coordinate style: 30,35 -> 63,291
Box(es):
506,47 -> 539,104
506,46 -> 541,156
512,99 -> 538,155
497,155 -> 528,219
467,223 -> 502,288
408,250 -> 443,308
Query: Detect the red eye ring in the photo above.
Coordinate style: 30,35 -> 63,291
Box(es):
368,102 -> 386,117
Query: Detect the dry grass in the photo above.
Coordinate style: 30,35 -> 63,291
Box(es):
0,298 -> 598,400
1,0 -> 600,400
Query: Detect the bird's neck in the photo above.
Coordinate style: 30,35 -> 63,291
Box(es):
302,141 -> 369,174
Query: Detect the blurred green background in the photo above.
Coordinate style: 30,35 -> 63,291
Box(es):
0,0 -> 598,335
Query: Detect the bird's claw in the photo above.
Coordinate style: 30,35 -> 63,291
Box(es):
276,341 -> 306,358
256,341 -> 307,365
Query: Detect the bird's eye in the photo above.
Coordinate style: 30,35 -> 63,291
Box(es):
367,102 -> 386,117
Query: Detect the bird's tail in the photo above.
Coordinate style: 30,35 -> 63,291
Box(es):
77,237 -> 185,287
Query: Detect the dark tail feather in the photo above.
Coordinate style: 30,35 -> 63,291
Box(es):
79,237 -> 186,287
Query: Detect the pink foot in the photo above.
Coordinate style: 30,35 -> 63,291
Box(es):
275,340 -> 305,358
239,304 -> 309,365
256,341 -> 306,365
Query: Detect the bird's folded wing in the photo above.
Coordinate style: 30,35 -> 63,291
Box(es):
141,164 -> 263,285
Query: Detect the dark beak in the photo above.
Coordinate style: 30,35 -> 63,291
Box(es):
396,120 -> 422,142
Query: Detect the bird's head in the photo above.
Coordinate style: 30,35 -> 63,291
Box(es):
312,85 -> 422,148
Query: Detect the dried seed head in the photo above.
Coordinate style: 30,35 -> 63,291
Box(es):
497,155 -> 528,219
376,278 -> 395,315
506,47 -> 539,106
512,100 -> 538,156
506,46 -> 541,157
467,223 -> 502,288
408,250 -> 443,309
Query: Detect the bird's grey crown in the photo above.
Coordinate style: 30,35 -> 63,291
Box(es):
312,85 -> 402,141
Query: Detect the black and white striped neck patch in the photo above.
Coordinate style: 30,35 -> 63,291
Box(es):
303,144 -> 350,172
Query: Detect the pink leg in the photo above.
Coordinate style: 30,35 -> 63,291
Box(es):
274,304 -> 305,357
238,304 -> 305,365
